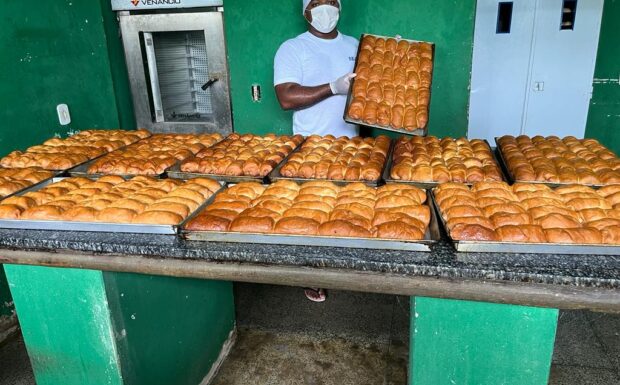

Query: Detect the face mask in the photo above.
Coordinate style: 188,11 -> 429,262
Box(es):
309,5 -> 340,34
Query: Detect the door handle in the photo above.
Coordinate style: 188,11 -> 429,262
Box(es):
533,81 -> 545,92
201,78 -> 219,91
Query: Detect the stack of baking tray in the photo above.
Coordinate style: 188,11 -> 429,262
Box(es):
0,177 -> 226,235
181,183 -> 440,252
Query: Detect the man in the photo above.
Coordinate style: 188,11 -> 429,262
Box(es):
274,0 -> 358,138
274,0 -> 358,302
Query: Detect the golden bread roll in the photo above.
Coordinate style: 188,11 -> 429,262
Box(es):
544,228 -> 602,244
450,224 -> 499,241
133,211 -> 183,225
375,221 -> 424,240
97,208 -> 137,223
534,213 -> 581,229
274,217 -> 320,235
446,216 -> 494,230
318,220 -> 372,238
21,205 -> 64,220
496,225 -> 546,243
186,215 -> 231,231
230,216 -> 275,233
0,204 -> 23,219
601,226 -> 620,244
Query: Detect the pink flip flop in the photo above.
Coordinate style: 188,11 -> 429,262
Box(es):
304,288 -> 327,302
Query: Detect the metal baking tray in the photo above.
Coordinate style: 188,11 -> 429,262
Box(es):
167,137 -> 307,183
269,140 -> 393,187
494,137 -> 611,189
430,190 -> 620,255
343,33 -> 435,136
167,163 -> 269,184
0,177 -> 226,235
66,156 -> 174,179
182,186 -> 440,251
383,140 -> 506,188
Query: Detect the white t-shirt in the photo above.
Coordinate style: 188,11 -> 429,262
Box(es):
274,31 -> 359,137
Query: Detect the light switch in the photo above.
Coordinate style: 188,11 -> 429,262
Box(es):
57,104 -> 71,125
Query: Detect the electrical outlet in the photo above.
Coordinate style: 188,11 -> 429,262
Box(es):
57,104 -> 71,125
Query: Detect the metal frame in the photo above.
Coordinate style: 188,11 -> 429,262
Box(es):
119,11 -> 233,135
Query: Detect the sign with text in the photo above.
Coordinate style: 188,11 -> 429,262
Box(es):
112,0 -> 222,11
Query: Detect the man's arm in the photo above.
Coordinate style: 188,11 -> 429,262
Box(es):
275,83 -> 333,111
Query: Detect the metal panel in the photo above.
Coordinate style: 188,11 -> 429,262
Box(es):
119,12 -> 232,135
523,0 -> 604,138
111,0 -> 222,11
468,0 -> 537,142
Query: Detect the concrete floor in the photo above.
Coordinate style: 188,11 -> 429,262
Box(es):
1,284 -> 619,385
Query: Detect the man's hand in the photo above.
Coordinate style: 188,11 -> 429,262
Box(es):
329,72 -> 356,95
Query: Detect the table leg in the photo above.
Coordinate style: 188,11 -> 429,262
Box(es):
409,296 -> 558,385
4,265 -> 235,385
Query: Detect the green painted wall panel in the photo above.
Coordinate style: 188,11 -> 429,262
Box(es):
103,272 -> 235,385
99,0 -> 137,131
4,265 -> 123,385
225,0 -> 476,138
585,0 -> 620,154
0,1 -> 123,157
409,297 -> 558,385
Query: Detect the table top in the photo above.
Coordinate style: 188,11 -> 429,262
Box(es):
0,229 -> 618,312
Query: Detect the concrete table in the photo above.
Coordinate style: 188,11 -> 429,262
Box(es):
0,229 -> 618,385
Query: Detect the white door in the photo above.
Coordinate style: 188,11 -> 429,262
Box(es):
469,0 -> 537,141
522,0 -> 604,137
468,0 -> 604,142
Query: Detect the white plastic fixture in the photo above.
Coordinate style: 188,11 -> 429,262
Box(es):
57,104 -> 71,126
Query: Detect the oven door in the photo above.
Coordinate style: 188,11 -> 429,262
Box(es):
120,11 -> 232,134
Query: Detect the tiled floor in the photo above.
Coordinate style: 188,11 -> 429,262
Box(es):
1,285 -> 619,385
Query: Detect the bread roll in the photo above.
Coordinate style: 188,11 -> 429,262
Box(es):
97,208 -> 137,223
450,224 -> 499,241
491,212 -> 532,227
375,221 -> 425,240
496,225 -> 546,243
133,211 -> 183,225
0,204 -> 22,219
274,217 -> 319,235
186,215 -> 231,231
318,220 -> 372,238
544,228 -> 602,244
601,226 -> 620,244
230,216 -> 274,233
446,216 -> 493,230
534,213 -> 581,229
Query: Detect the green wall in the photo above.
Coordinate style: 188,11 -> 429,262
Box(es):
585,0 -> 620,154
225,0 -> 476,138
0,0 -> 135,157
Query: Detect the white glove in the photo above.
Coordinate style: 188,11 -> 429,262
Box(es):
329,73 -> 356,95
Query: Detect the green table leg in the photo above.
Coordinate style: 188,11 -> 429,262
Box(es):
5,265 -> 235,385
409,297 -> 558,385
